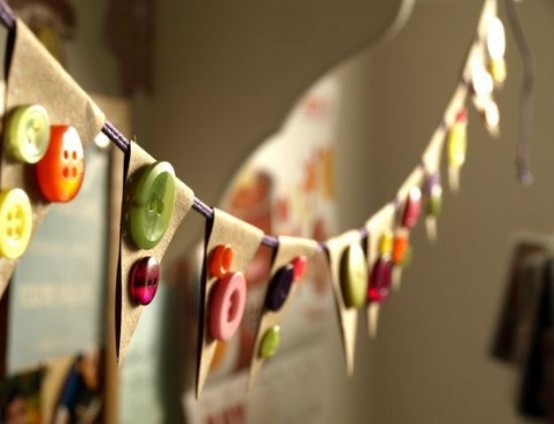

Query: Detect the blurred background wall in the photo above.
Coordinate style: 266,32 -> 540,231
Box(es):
20,0 -> 554,422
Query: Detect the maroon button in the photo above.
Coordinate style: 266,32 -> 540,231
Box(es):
367,257 -> 392,304
402,186 -> 422,229
129,256 -> 160,305
265,264 -> 294,311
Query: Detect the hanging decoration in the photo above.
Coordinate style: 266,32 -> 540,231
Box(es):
0,18 -> 104,299
195,209 -> 263,397
248,236 -> 318,389
0,0 -> 535,396
115,141 -> 195,363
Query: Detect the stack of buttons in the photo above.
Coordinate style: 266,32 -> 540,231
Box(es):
127,161 -> 177,307
259,255 -> 307,359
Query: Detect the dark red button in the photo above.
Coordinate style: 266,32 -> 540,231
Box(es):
129,256 -> 160,305
265,263 -> 294,311
401,187 -> 422,229
367,257 -> 392,304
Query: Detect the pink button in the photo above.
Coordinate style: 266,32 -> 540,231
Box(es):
401,187 -> 422,229
209,272 -> 247,341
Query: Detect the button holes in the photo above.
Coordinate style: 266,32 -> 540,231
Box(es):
7,212 -> 12,221
63,150 -> 69,160
6,228 -> 13,237
62,167 -> 69,178
228,292 -> 238,321
72,167 -> 77,178
15,209 -> 23,220
72,151 -> 77,160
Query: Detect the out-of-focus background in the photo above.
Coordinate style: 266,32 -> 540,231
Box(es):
3,0 -> 554,422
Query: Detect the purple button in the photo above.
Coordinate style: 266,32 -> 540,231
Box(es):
367,257 -> 392,304
265,264 -> 294,311
129,256 -> 160,305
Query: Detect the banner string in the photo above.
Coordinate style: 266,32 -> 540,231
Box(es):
0,0 -> 533,253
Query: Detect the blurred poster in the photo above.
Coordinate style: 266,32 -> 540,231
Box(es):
184,344 -> 325,424
184,73 -> 341,410
0,368 -> 43,424
7,142 -> 110,373
119,285 -> 172,424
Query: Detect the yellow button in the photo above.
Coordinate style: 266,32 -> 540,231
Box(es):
378,230 -> 393,256
448,110 -> 468,168
0,188 -> 33,259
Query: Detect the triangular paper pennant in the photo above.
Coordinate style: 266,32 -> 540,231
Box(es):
365,204 -> 396,339
116,141 -> 194,364
0,19 -> 105,299
196,208 -> 263,398
248,235 -> 319,389
326,230 -> 365,375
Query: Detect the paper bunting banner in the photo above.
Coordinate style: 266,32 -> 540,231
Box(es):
248,235 -> 319,389
196,208 -> 263,397
0,19 -> 105,299
0,0 -> 532,395
116,141 -> 195,363
325,230 -> 367,375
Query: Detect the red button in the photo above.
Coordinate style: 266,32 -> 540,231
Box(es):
368,257 -> 392,303
291,255 -> 308,282
36,125 -> 85,202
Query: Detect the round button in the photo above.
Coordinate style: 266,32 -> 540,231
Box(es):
378,230 -> 393,256
368,257 -> 393,304
36,125 -> 84,202
471,63 -> 494,97
209,245 -> 233,279
340,243 -> 368,308
487,58 -> 507,85
402,187 -> 422,229
6,104 -> 50,164
128,161 -> 176,250
0,188 -> 33,259
209,272 -> 247,341
129,256 -> 160,306
486,16 -> 506,60
426,175 -> 443,218
291,255 -> 308,282
448,110 -> 468,168
265,264 -> 294,312
259,325 -> 281,359
392,232 -> 409,266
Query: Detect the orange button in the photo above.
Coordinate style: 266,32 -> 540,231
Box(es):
209,245 -> 233,279
36,125 -> 85,202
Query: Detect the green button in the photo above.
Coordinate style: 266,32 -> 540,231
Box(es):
7,104 -> 50,164
129,161 -> 176,250
340,243 -> 368,308
426,189 -> 443,217
259,326 -> 281,359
